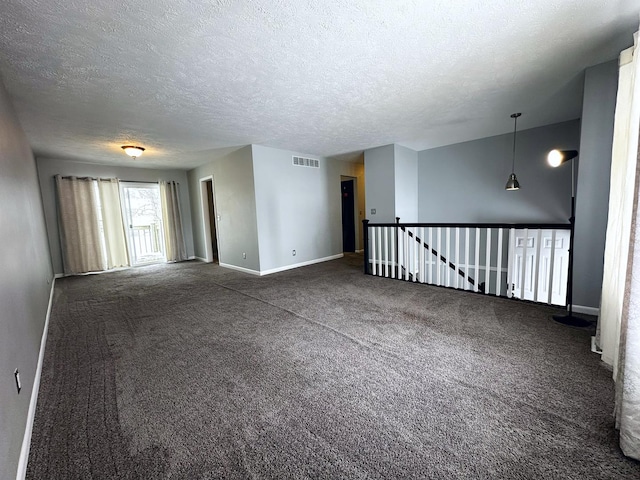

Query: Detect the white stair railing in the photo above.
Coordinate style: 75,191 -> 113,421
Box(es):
363,220 -> 571,306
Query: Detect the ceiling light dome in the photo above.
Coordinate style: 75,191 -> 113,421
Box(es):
121,145 -> 145,158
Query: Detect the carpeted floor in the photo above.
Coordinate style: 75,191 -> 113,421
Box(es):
27,254 -> 640,479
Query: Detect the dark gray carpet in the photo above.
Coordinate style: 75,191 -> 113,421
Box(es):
27,254 -> 640,479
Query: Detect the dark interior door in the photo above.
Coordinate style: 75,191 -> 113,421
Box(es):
341,180 -> 356,252
206,181 -> 219,261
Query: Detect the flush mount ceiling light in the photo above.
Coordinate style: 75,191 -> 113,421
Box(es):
121,145 -> 145,159
505,113 -> 522,191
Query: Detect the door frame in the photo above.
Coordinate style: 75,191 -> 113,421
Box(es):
119,181 -> 165,265
199,175 -> 221,263
340,175 -> 359,252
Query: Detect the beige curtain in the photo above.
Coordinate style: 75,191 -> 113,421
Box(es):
97,178 -> 129,269
598,33 -> 640,371
55,175 -> 105,274
160,181 -> 187,262
617,141 -> 640,460
598,29 -> 640,460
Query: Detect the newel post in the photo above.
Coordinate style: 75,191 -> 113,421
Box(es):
395,217 -> 400,278
362,219 -> 370,274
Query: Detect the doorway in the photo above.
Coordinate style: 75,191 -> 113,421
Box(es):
120,183 -> 165,265
199,176 -> 220,263
341,179 -> 356,252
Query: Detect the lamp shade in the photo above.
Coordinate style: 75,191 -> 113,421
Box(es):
121,145 -> 145,158
547,149 -> 578,167
505,173 -> 520,191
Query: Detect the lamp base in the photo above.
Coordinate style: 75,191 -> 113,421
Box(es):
552,314 -> 592,328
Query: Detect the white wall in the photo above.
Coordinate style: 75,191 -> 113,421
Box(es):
364,144 -> 395,223
252,144 -> 344,272
394,144 -> 418,223
36,158 -> 195,275
0,77 -> 53,479
187,146 -> 261,272
417,120 -> 579,223
574,60 -> 618,310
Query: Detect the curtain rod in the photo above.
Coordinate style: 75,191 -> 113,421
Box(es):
55,176 -> 178,185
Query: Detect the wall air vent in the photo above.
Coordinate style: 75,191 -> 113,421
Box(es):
292,156 -> 320,168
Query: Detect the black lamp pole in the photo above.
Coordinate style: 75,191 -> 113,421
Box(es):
549,150 -> 590,327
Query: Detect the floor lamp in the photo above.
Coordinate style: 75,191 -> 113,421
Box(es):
547,149 -> 591,327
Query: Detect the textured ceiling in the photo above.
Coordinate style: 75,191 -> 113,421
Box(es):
0,0 -> 637,168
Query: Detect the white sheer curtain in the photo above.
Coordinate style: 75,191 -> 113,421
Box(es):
159,180 -> 187,262
598,29 -> 640,460
55,175 -> 105,274
97,178 -> 129,269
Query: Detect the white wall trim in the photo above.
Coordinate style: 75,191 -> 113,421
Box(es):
355,249 -> 364,253
218,263 -> 261,276
570,304 -> 600,316
194,256 -> 208,263
16,277 -> 55,480
260,254 -> 344,276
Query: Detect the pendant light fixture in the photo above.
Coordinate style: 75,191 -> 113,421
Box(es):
121,145 -> 145,159
505,112 -> 521,191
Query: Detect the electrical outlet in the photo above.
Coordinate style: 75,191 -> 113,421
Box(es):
292,250 -> 296,256
371,208 -> 376,215
14,369 -> 21,394
242,252 -> 246,259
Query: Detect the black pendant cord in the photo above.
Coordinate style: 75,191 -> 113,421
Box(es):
511,112 -> 521,174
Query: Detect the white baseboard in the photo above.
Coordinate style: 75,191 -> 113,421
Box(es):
16,277 -> 56,480
570,304 -> 600,316
218,263 -> 261,276
187,255 -> 196,260
54,273 -> 64,279
355,249 -> 364,253
259,254 -> 344,276
194,256 -> 208,262
220,254 -> 344,277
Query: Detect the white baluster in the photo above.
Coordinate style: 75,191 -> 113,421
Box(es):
419,227 -> 425,283
455,227 -> 460,289
474,228 -> 480,292
377,226 -> 383,276
520,228 -> 529,300
507,228 -> 516,297
384,227 -> 389,278
548,229 -> 556,304
371,227 -> 377,276
533,229 -> 542,302
446,227 -> 451,287
437,227 -> 442,286
465,227 -> 470,290
428,227 -> 433,284
485,228 -> 491,294
391,226 -> 396,279
496,228 -> 503,296
411,227 -> 422,282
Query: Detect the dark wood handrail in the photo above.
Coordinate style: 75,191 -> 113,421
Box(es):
365,221 -> 571,229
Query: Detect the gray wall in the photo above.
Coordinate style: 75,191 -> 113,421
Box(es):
573,60 -> 618,309
0,78 -> 53,479
251,145 -> 344,272
187,146 -> 261,272
364,144 -> 395,222
394,144 -> 418,223
418,120 -> 580,223
37,158 -> 195,275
